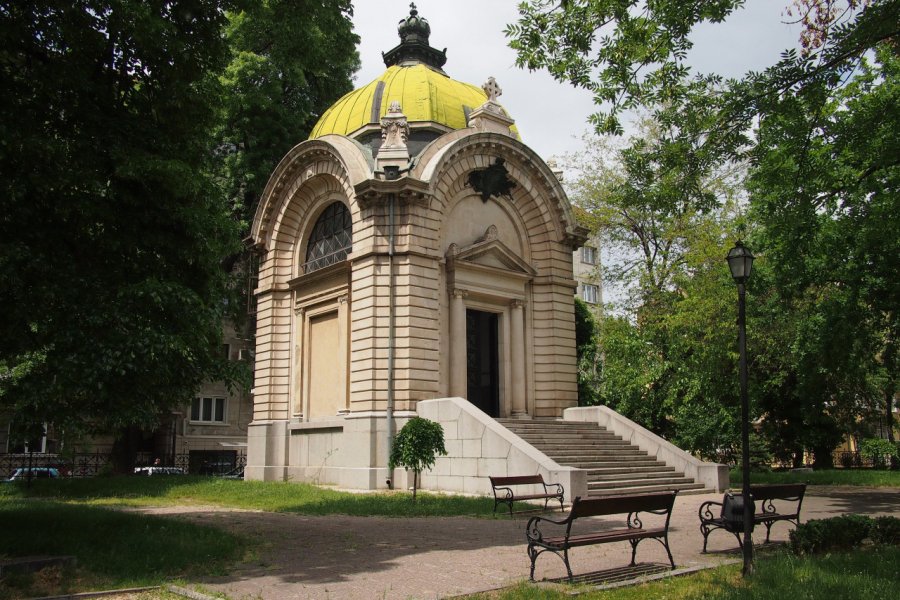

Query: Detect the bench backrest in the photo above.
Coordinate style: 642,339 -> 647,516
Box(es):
750,483 -> 806,502
569,491 -> 677,520
490,474 -> 545,487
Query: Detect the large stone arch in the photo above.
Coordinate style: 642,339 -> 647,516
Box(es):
250,138 -> 373,425
409,131 -> 586,418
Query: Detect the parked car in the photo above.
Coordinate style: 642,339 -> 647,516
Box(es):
4,467 -> 61,482
133,466 -> 185,476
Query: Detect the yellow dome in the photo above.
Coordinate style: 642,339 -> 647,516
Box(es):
309,64 -> 489,139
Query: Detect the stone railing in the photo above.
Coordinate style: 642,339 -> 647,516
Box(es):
415,397 -> 587,502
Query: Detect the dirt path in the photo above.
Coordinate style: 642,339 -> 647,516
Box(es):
137,487 -> 900,600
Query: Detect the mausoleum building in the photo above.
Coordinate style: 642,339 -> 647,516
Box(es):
245,6 -> 728,497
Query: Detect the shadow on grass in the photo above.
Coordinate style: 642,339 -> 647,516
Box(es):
0,499 -> 245,588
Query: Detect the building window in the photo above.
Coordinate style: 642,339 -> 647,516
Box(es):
222,343 -> 231,360
191,397 -> 226,423
303,202 -> 352,274
582,283 -> 599,304
581,246 -> 597,265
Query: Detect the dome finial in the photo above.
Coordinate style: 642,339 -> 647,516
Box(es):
382,4 -> 447,70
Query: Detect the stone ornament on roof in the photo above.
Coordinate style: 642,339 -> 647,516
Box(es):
468,77 -> 516,137
482,77 -> 502,103
380,101 -> 409,149
382,3 -> 448,70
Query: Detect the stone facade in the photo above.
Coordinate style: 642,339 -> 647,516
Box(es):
245,7 -> 588,491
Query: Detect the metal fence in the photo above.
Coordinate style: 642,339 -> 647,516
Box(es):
833,450 -> 898,469
1,452 -> 246,478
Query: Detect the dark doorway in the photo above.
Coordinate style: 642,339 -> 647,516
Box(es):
466,309 -> 500,417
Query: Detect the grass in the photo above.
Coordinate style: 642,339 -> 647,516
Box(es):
466,546 -> 900,599
0,499 -> 245,599
0,475 -> 510,516
729,468 -> 900,488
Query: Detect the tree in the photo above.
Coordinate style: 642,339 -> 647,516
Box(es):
216,0 -> 360,224
0,1 -> 244,442
388,417 -> 448,501
564,122 -> 745,457
511,0 -> 900,464
746,43 -> 900,466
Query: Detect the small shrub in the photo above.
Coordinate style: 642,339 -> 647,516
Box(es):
871,516 -> 900,545
859,438 -> 899,469
389,417 -> 447,501
789,514 -> 873,555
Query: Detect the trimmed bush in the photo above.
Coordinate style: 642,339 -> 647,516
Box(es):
871,516 -> 900,545
789,514 -> 873,555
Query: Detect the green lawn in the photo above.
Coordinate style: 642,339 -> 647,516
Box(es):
729,468 -> 900,488
0,475 -> 505,516
467,546 -> 900,599
0,499 -> 245,599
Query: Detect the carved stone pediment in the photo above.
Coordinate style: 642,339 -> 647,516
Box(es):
446,226 -> 536,277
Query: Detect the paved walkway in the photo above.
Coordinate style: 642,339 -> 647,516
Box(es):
141,487 -> 899,600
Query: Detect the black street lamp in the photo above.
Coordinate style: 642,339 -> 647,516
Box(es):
727,240 -> 755,576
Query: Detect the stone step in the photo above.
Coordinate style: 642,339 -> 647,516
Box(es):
563,459 -> 667,469
514,433 -> 622,441
543,449 -> 648,458
497,421 -> 605,431
582,465 -> 676,477
586,482 -> 710,497
585,470 -> 682,483
588,476 -> 697,490
519,436 -> 637,448
498,417 -> 706,499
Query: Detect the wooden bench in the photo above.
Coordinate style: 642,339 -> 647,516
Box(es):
698,483 -> 806,552
525,491 -> 677,581
489,474 -> 564,516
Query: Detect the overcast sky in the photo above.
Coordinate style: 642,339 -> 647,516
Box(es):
350,0 -> 804,163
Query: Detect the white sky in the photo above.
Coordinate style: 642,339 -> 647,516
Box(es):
351,0 -> 803,163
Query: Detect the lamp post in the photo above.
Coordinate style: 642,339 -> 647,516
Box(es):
727,240 -> 755,577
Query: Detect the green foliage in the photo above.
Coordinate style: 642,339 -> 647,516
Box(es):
789,515 -> 874,555
872,516 -> 900,545
0,1 -> 245,437
506,0 -> 744,136
574,298 -> 601,405
729,468 -> 900,488
216,0 -> 359,224
564,121 -> 745,457
860,438 -> 900,469
389,417 -> 448,500
515,1 -> 900,464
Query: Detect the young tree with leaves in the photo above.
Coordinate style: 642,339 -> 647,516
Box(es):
389,417 -> 447,501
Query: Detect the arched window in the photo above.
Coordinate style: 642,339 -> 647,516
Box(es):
303,202 -> 352,274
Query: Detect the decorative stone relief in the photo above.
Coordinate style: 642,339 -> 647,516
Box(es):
376,101 -> 411,172
478,224 -> 499,243
380,101 -> 409,149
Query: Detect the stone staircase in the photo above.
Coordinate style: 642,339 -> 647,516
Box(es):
496,419 -> 709,497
